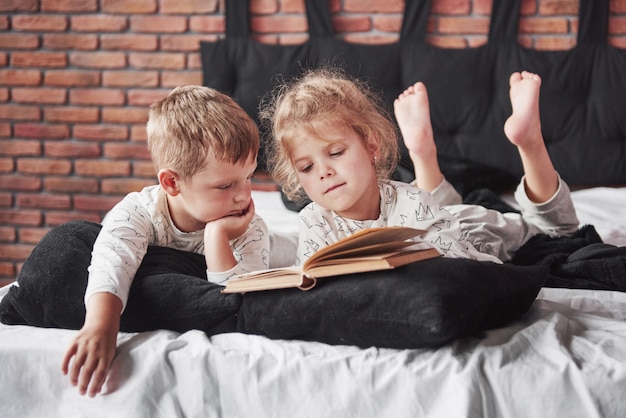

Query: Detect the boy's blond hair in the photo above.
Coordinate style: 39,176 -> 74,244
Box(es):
147,85 -> 259,180
261,68 -> 399,203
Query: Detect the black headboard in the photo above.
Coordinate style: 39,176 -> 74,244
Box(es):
201,0 -> 626,186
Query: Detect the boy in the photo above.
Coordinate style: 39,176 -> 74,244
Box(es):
61,85 -> 270,397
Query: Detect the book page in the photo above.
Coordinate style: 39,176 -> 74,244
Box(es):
224,226 -> 435,293
312,240 -> 421,263
306,247 -> 440,278
304,226 -> 425,268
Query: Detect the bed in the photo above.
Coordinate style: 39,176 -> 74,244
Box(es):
1,187 -> 626,417
2,0 -> 626,416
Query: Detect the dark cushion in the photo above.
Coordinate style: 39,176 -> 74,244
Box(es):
201,38 -> 404,172
0,220 -> 241,336
201,0 -> 626,187
6,221 -> 625,350
121,246 -> 241,335
238,257 -> 547,349
0,220 -> 101,330
1,221 -> 547,349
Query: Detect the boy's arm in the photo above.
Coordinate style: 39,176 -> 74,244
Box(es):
61,292 -> 122,397
85,194 -> 154,311
63,192 -> 153,396
203,224 -> 240,273
204,206 -> 270,284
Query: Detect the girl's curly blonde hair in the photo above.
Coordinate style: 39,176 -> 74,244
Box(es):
260,67 -> 400,204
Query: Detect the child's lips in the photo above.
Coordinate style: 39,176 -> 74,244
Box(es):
324,183 -> 345,194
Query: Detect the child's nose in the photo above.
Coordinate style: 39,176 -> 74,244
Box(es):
233,181 -> 251,201
317,162 -> 333,179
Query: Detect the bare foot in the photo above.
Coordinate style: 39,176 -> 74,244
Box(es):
393,82 -> 437,159
393,82 -> 443,191
503,71 -> 543,149
504,71 -> 559,203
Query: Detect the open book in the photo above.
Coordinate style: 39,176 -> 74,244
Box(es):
222,226 -> 441,293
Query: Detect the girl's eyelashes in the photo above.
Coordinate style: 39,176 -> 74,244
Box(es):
329,147 -> 346,157
295,150 -> 345,174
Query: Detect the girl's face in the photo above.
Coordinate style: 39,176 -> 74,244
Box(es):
290,124 -> 381,220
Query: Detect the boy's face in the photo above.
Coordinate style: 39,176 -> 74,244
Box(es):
290,124 -> 380,221
168,153 -> 257,233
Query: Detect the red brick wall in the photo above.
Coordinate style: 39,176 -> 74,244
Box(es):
1,0 -> 626,285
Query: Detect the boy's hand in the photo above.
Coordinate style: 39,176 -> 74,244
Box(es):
205,199 -> 256,242
61,293 -> 122,397
203,199 -> 256,272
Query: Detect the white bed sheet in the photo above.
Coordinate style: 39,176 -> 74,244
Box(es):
1,187 -> 625,418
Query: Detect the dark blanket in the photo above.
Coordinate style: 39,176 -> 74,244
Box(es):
513,225 -> 626,292
455,166 -> 626,292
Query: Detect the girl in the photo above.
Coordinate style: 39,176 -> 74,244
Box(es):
261,68 -> 579,266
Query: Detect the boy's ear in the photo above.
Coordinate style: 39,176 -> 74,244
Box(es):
158,168 -> 181,196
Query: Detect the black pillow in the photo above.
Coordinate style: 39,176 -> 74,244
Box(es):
237,257 -> 547,349
0,220 -> 241,336
1,220 -> 547,350
121,246 -> 241,335
202,0 -> 626,187
0,220 -> 101,330
201,0 -> 406,172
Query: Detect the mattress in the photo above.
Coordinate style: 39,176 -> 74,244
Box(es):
1,186 -> 625,418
